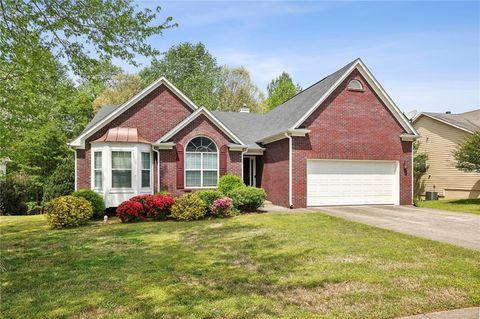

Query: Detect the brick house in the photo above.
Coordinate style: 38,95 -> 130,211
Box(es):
70,59 -> 418,208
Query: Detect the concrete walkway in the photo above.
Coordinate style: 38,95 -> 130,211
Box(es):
311,205 -> 480,250
398,307 -> 479,319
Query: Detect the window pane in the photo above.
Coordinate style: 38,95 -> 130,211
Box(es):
186,171 -> 201,187
186,153 -> 201,169
112,151 -> 131,169
186,137 -> 217,152
94,152 -> 102,169
112,170 -> 132,188
203,171 -> 217,187
203,153 -> 217,170
141,170 -> 150,188
94,171 -> 102,188
141,152 -> 150,169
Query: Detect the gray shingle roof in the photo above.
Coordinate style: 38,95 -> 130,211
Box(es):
79,59 -> 359,148
423,110 -> 480,132
81,105 -> 117,135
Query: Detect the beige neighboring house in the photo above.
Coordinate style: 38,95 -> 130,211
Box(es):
412,110 -> 480,199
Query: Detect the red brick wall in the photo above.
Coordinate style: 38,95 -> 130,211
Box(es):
291,69 -> 413,207
158,114 -> 241,196
76,85 -> 194,190
262,139 -> 290,207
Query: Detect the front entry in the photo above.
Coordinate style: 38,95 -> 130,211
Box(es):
243,156 -> 256,186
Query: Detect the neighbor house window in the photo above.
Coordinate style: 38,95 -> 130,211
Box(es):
141,152 -> 151,188
185,136 -> 218,187
112,151 -> 132,188
347,79 -> 363,91
94,151 -> 102,189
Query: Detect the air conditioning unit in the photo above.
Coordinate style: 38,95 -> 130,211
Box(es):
425,191 -> 438,201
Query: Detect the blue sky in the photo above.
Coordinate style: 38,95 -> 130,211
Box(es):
122,1 -> 479,114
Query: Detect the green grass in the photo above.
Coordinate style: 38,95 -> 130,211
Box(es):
417,198 -> 480,215
1,213 -> 479,319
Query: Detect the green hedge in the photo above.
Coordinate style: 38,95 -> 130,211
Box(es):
72,189 -> 105,219
228,186 -> 266,212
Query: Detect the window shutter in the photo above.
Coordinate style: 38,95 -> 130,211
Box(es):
219,145 -> 227,176
176,143 -> 184,189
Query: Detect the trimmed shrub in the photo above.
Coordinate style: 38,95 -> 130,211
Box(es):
26,201 -> 43,215
42,159 -> 74,204
195,190 -> 223,214
44,196 -> 93,228
170,193 -> 206,221
116,200 -> 144,222
228,186 -> 266,212
0,178 -> 28,215
211,197 -> 237,217
218,175 -> 244,194
72,189 -> 105,219
117,194 -> 175,222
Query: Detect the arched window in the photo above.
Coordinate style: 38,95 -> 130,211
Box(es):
185,136 -> 218,187
347,79 -> 363,91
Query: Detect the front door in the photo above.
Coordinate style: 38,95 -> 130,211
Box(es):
243,156 -> 256,186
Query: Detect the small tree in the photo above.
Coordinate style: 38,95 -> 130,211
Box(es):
454,132 -> 480,173
413,141 -> 428,199
264,72 -> 302,110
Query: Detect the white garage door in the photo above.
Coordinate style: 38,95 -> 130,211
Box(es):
307,160 -> 399,206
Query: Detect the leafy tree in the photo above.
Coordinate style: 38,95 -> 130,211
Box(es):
218,66 -> 264,112
93,73 -> 143,111
42,157 -> 75,203
140,42 -> 222,109
264,72 -> 301,110
454,132 -> 480,173
1,0 -> 175,79
413,141 -> 429,178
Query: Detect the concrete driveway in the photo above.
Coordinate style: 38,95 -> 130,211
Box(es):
315,205 -> 480,250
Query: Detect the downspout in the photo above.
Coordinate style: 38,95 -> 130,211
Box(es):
153,147 -> 160,193
68,146 -> 77,192
285,132 -> 293,209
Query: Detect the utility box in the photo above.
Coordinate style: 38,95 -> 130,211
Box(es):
425,191 -> 438,201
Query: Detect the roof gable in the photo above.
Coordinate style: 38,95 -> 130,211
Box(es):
155,108 -> 245,146
414,111 -> 480,133
70,77 -> 198,148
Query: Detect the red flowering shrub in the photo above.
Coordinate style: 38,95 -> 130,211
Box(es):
116,200 -> 144,222
148,194 -> 175,220
116,194 -> 175,222
210,197 -> 237,217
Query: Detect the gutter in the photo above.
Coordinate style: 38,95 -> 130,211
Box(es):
285,132 -> 293,209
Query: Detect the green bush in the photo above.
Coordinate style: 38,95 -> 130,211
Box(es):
26,201 -> 43,215
44,195 -> 93,228
0,178 -> 28,215
42,159 -> 74,204
228,186 -> 266,212
170,193 -> 206,221
195,190 -> 223,214
218,175 -> 244,194
72,189 -> 105,219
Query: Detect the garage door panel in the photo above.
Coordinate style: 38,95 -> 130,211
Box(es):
307,160 -> 398,206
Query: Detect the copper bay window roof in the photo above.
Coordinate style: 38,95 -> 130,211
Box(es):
92,127 -> 151,144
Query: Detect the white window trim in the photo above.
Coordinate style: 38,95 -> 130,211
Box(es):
184,136 -> 219,189
140,151 -> 152,189
93,151 -> 103,190
111,150 -> 134,190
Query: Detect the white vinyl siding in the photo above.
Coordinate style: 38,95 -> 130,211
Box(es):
307,160 -> 399,206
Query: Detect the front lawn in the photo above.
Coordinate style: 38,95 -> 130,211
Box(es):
417,198 -> 480,215
1,213 -> 479,319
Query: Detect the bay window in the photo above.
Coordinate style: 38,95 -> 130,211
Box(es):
112,151 -> 132,188
141,152 -> 151,188
185,136 -> 218,188
93,151 -> 102,189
